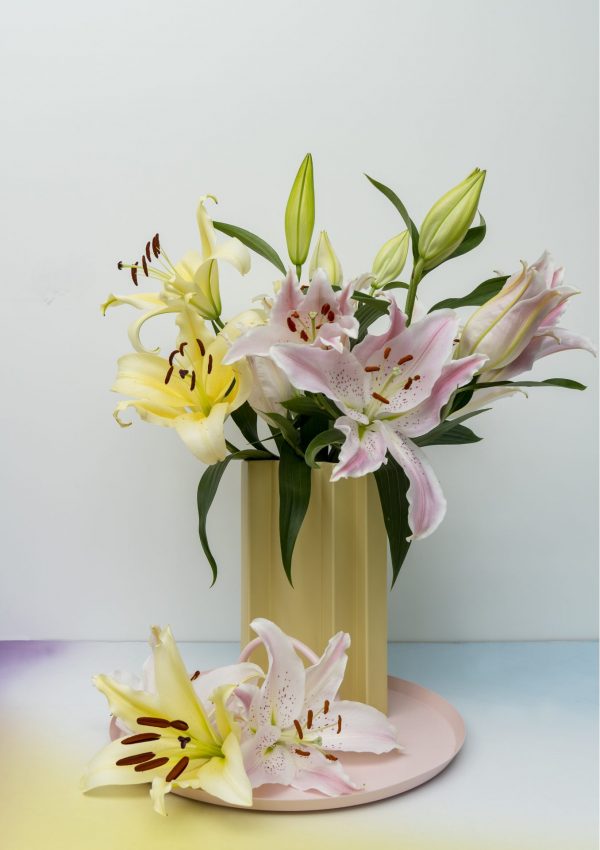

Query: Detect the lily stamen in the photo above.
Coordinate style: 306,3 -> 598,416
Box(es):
365,365 -> 380,373
337,715 -> 342,734
306,709 -> 313,729
116,752 -> 156,766
295,749 -> 310,757
397,354 -> 413,366
196,338 -> 205,356
372,392 -> 390,404
403,378 -> 413,390
324,700 -> 330,715
325,754 -> 338,761
134,757 -> 169,773
170,720 -> 189,731
293,720 -> 304,739
137,717 -> 171,728
166,756 -> 190,782
121,732 -> 161,745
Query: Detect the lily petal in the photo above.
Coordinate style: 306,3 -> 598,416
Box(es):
173,403 -> 229,464
379,425 -> 446,540
249,618 -> 305,729
240,726 -> 295,788
313,700 -> 400,754
184,733 -> 253,807
193,663 -> 263,706
329,417 -> 388,480
303,631 -> 350,710
288,745 -> 359,795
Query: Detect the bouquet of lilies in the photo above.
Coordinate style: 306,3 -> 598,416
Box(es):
104,155 -> 593,583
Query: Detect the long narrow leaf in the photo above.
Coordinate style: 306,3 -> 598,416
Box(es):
458,377 -> 587,393
373,457 -> 411,586
429,275 -> 508,312
415,408 -> 489,446
304,428 -> 344,467
213,220 -> 287,274
365,174 -> 420,262
278,443 -> 312,585
231,401 -> 274,454
351,293 -> 391,344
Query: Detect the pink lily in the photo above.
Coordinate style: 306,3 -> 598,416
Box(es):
223,268 -> 358,362
233,618 -> 399,795
271,302 -> 486,540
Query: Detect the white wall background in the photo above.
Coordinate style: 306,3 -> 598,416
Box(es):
0,0 -> 597,641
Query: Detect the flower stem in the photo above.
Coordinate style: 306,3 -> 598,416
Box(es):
405,259 -> 424,325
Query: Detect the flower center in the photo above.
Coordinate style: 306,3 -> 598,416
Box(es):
286,301 -> 338,344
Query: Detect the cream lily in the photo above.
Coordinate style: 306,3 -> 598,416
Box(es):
112,307 -> 251,464
103,196 -> 251,350
82,626 -> 255,815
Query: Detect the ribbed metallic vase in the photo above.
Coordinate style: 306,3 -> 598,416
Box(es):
241,460 -> 388,713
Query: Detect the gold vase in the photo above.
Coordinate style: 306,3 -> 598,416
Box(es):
241,460 -> 388,713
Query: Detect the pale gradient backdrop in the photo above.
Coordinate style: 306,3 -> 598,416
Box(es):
0,0 -> 597,640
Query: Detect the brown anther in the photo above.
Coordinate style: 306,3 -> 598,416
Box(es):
224,377 -> 236,398
170,720 -> 189,731
293,720 -> 304,739
414,374 -> 421,380
166,756 -> 190,782
321,303 -> 331,315
117,261 -> 124,270
337,715 -> 342,734
307,709 -> 313,729
134,756 -> 169,772
137,717 -> 171,728
453,338 -> 460,344
325,753 -> 338,761
364,365 -> 380,373
179,369 -> 189,379
207,354 -> 213,374
178,736 -> 191,749
300,330 -> 309,341
190,371 -> 196,391
372,392 -> 390,404
116,751 -> 156,766
121,733 -> 161,745
168,349 -> 178,366
316,323 -> 323,330
403,378 -> 413,390
327,310 -> 335,322
197,338 -> 205,356
383,347 -> 391,359
142,255 -> 149,277
131,263 -> 139,286
287,317 -> 297,332
152,233 -> 160,258
324,700 -> 330,715
295,749 -> 310,757
291,311 -> 300,318
164,366 -> 174,385
145,242 -> 152,262
397,354 -> 413,366
179,341 -> 187,355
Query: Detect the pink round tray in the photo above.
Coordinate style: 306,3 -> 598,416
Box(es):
174,676 -> 465,811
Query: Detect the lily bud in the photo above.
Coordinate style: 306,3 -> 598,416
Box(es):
309,230 -> 343,285
419,168 -> 486,269
371,231 -> 409,287
285,153 -> 315,267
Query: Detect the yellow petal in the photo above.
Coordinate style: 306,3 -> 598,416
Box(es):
197,196 -> 218,259
185,733 -> 252,807
101,291 -> 164,316
92,674 -> 162,734
112,353 -> 194,409
173,403 -> 229,464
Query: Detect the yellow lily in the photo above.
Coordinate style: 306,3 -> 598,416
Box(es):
103,196 -> 251,350
82,625 -> 253,815
112,307 -> 251,464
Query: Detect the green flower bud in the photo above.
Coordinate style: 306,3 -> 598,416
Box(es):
285,153 -> 315,267
309,230 -> 343,284
418,168 -> 486,270
371,230 -> 409,287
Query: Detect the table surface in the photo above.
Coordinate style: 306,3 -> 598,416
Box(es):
1,640 -> 597,850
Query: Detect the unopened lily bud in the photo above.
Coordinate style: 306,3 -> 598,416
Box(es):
419,168 -> 486,270
309,230 -> 343,284
285,153 -> 315,266
371,231 -> 409,287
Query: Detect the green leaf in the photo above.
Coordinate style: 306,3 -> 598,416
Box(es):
197,450 -> 271,585
373,457 -> 411,586
281,396 -> 324,416
304,428 -> 344,467
278,442 -> 312,585
470,377 -> 587,392
414,408 -> 489,446
212,220 -> 286,275
365,174 -> 419,262
429,275 -> 509,312
382,280 -> 410,291
230,402 -> 275,455
351,293 -> 391,344
264,412 -> 302,453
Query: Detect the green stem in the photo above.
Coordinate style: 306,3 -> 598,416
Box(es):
405,259 -> 424,326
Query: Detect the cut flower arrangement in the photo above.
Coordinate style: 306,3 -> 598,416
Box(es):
103,154 -> 593,583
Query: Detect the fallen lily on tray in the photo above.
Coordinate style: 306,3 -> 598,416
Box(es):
102,154 -> 594,584
83,619 -> 399,814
